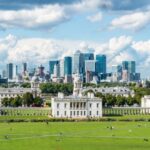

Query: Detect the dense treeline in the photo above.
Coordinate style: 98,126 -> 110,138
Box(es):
83,90 -> 140,107
1,93 -> 43,107
40,83 -> 73,95
83,82 -> 129,88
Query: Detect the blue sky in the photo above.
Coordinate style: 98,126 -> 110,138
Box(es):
0,0 -> 150,78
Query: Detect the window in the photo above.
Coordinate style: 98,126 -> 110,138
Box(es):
89,111 -> 92,116
64,111 -> 67,116
64,103 -> 67,108
97,103 -> 99,108
81,111 -> 82,116
57,111 -> 59,116
97,111 -> 99,116
74,111 -> 76,116
70,103 -> 72,108
84,111 -> 86,116
77,111 -> 79,116
70,111 -> 72,116
57,103 -> 59,109
89,103 -> 92,108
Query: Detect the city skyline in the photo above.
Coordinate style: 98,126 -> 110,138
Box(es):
0,0 -> 149,78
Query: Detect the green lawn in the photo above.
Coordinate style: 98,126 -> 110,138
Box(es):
0,122 -> 150,150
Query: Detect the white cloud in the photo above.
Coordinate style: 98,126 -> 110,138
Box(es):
110,11 -> 150,30
0,0 -> 112,30
132,40 -> 150,53
0,34 -> 150,77
0,5 -> 70,30
87,12 -> 102,23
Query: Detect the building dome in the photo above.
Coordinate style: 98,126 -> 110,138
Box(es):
31,75 -> 40,83
74,74 -> 82,83
73,74 -> 83,97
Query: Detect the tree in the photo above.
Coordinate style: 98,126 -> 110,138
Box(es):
33,96 -> 43,107
116,95 -> 127,106
105,94 -> 116,107
1,97 -> 10,107
23,92 -> 34,107
21,82 -> 31,88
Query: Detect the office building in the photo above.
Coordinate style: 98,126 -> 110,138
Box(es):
60,59 -> 64,77
96,55 -> 106,74
64,56 -> 72,76
85,60 -> 98,73
7,63 -> 13,80
49,60 -> 59,77
72,50 -> 84,74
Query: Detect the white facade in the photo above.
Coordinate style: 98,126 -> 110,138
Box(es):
82,87 -> 134,97
51,74 -> 102,118
141,96 -> 150,108
0,76 -> 41,106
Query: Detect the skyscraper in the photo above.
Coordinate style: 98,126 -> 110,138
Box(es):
72,50 -> 84,74
83,53 -> 94,61
64,56 -> 72,75
38,65 -> 45,78
59,59 -> 64,77
83,53 -> 94,74
23,63 -> 27,73
122,61 -> 136,81
7,63 -> 13,80
96,54 -> 106,74
85,60 -> 98,73
122,61 -> 136,73
49,60 -> 59,76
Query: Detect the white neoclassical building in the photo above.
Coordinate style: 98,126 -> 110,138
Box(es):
0,75 -> 41,106
51,74 -> 102,118
141,96 -> 150,108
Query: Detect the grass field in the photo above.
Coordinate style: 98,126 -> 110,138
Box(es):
1,122 -> 150,150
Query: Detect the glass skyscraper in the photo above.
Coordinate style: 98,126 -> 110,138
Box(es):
64,56 -> 72,75
122,61 -> 136,73
96,54 -> 106,74
7,63 -> 13,80
85,60 -> 98,73
49,60 -> 59,75
72,50 -> 84,74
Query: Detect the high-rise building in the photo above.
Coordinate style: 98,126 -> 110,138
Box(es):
14,65 -> 18,77
59,59 -> 64,77
96,54 -> 106,74
49,60 -> 59,76
23,63 -> 27,73
85,60 -> 98,73
72,50 -> 84,74
83,53 -> 94,74
122,61 -> 136,81
83,53 -> 94,61
64,56 -> 72,75
2,70 -> 7,78
53,64 -> 60,78
112,65 -> 122,82
7,63 -> 13,80
38,65 -> 45,78
122,61 -> 136,74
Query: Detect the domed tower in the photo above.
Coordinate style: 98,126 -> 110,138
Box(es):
73,74 -> 83,97
30,74 -> 40,97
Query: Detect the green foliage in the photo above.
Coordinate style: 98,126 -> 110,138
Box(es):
33,96 -> 43,107
21,82 -> 31,88
40,83 -> 73,95
23,92 -> 34,107
1,93 -> 43,107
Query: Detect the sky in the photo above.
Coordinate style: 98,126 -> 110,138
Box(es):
0,0 -> 150,78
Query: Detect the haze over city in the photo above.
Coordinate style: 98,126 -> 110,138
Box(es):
0,0 -> 149,78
